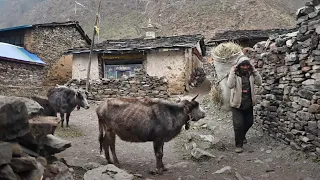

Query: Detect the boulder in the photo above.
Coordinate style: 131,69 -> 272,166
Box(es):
25,162 -> 45,180
10,156 -> 38,173
43,135 -> 71,154
0,96 -> 43,116
0,142 -> 12,166
0,101 -> 29,141
0,165 -> 18,180
19,116 -> 60,146
84,164 -> 134,180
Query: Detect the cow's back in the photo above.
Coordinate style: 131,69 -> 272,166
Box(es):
47,87 -> 76,113
97,98 -> 185,142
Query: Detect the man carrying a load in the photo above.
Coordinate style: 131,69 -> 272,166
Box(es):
227,54 -> 262,153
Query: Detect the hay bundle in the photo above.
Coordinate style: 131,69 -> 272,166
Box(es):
211,42 -> 243,111
212,42 -> 242,60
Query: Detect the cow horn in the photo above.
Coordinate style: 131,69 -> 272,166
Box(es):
191,94 -> 199,101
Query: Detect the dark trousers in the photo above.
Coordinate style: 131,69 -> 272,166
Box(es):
231,107 -> 254,147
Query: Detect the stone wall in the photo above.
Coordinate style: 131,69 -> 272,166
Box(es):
66,70 -> 170,100
24,25 -> 88,85
0,60 -> 45,86
253,1 -> 320,157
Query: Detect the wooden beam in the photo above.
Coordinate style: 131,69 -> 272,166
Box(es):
86,0 -> 102,92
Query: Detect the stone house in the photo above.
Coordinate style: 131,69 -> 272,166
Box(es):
206,28 -> 297,48
0,21 -> 91,89
0,42 -> 47,96
66,34 -> 206,94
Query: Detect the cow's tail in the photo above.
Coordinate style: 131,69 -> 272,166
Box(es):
98,115 -> 105,154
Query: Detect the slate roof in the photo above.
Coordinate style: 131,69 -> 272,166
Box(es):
0,21 -> 91,45
65,34 -> 205,56
206,28 -> 298,45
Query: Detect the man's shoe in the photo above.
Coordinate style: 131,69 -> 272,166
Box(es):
235,147 -> 243,153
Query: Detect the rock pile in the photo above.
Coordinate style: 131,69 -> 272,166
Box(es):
252,1 -> 320,157
0,96 -> 72,180
65,69 -> 170,100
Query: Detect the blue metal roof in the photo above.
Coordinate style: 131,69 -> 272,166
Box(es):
0,25 -> 33,32
0,42 -> 45,65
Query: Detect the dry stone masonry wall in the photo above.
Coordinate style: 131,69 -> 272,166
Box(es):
0,61 -> 46,86
253,1 -> 320,157
66,70 -> 170,100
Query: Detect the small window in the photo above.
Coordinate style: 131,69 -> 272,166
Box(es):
104,60 -> 143,79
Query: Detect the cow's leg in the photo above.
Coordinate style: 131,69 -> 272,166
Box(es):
66,112 -> 71,127
102,133 -> 112,164
60,113 -> 65,127
153,141 -> 165,174
107,128 -> 120,167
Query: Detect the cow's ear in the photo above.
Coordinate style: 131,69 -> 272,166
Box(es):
191,94 -> 199,101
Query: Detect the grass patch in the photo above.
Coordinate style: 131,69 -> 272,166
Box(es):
55,126 -> 84,138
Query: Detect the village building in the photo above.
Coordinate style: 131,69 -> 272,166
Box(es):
0,42 -> 46,87
66,23 -> 206,94
0,21 -> 91,90
205,28 -> 297,48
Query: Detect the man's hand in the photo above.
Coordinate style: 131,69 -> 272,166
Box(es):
230,65 -> 237,72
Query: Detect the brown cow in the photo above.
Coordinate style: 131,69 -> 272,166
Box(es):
96,95 -> 205,174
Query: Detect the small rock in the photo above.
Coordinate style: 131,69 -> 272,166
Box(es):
266,150 -> 272,154
82,162 -> 101,171
36,156 -> 48,167
49,161 -> 69,174
290,141 -> 301,150
216,155 -> 226,163
191,148 -> 215,160
83,164 -> 134,180
213,166 -> 232,174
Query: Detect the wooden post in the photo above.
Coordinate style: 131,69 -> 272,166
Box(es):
85,0 -> 102,92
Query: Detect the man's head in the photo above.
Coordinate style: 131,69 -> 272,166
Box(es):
235,57 -> 253,75
238,60 -> 251,70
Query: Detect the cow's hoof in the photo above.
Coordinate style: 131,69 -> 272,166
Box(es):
113,162 -> 121,168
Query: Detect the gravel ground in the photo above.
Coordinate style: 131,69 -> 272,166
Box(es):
55,84 -> 320,180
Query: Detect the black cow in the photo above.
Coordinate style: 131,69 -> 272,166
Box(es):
30,96 -> 56,116
47,87 -> 89,127
96,95 -> 205,174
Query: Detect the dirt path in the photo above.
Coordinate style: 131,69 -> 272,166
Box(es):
55,90 -> 320,180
